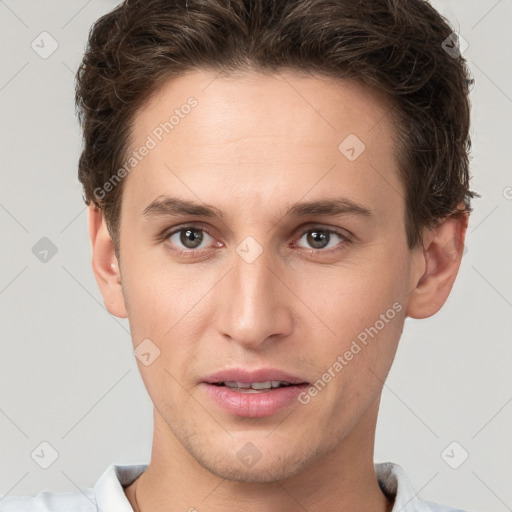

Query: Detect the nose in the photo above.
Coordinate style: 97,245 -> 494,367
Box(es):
215,243 -> 293,350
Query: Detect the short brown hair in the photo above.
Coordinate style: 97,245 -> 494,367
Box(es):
75,0 -> 478,258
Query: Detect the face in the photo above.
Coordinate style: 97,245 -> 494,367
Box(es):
99,70 -> 428,482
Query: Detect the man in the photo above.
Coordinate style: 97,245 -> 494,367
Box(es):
0,0 -> 477,510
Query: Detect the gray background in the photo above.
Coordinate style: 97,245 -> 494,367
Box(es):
0,1 -> 511,510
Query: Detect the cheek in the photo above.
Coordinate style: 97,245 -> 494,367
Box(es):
121,257 -> 215,377
305,261 -> 405,335
300,270 -> 406,422
299,260 -> 407,383
121,249 -> 192,329
121,266 -> 204,407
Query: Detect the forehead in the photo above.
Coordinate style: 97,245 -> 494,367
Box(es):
132,68 -> 395,147
123,69 -> 403,223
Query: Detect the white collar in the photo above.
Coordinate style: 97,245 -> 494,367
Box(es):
92,462 -> 456,512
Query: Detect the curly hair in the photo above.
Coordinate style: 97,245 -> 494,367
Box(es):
75,0 -> 478,257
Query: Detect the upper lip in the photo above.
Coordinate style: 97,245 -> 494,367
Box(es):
203,368 -> 308,385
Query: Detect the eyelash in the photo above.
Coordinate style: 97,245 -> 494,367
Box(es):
159,223 -> 352,258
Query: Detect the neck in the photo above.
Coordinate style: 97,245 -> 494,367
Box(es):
125,400 -> 392,512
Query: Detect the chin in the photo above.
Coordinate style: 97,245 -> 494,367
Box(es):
199,456 -> 308,483
184,435 -> 327,484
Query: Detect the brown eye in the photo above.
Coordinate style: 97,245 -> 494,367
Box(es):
306,230 -> 330,249
167,227 -> 214,251
180,228 -> 203,249
296,228 -> 347,251
297,227 -> 350,255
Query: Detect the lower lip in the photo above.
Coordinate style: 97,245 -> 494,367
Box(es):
201,383 -> 309,418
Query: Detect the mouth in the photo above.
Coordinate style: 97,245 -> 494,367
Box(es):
210,380 -> 304,392
201,368 -> 310,417
202,367 -> 308,388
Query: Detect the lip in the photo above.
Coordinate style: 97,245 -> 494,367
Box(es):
201,367 -> 309,418
202,368 -> 308,386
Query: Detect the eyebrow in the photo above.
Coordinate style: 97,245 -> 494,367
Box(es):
142,195 -> 374,220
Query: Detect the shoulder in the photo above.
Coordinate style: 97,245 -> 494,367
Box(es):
0,463 -> 147,512
375,462 -> 470,512
0,488 -> 96,511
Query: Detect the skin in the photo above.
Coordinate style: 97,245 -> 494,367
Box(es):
88,69 -> 468,512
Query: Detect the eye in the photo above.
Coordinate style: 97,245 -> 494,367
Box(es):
160,224 -> 350,257
295,227 -> 349,253
165,226 -> 217,253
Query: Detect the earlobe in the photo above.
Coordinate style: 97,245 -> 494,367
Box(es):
87,204 -> 128,318
405,212 -> 468,319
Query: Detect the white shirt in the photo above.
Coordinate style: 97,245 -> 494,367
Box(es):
0,462 -> 467,511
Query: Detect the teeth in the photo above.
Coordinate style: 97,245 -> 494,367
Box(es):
250,381 -> 272,389
224,381 -> 252,388
222,380 -> 291,390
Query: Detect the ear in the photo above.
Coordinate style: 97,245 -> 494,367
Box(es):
405,210 -> 469,319
88,204 -> 128,318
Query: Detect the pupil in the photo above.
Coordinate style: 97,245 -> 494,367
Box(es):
307,230 -> 329,249
181,228 -> 203,249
